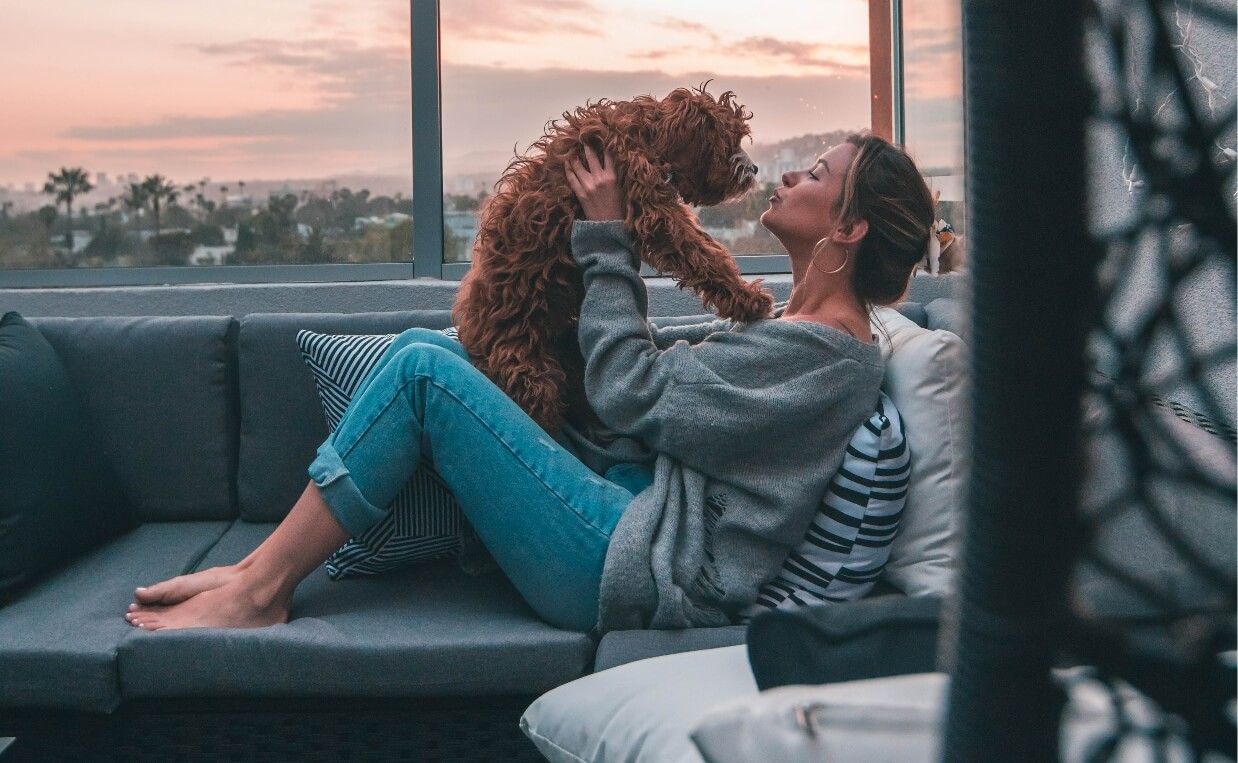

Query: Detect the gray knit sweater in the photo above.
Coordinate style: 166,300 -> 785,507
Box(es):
568,221 -> 884,633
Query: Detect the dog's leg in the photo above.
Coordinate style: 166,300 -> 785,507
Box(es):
640,206 -> 773,322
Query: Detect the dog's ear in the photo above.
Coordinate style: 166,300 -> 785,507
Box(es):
651,88 -> 713,166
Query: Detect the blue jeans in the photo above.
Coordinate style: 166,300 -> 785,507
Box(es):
307,328 -> 651,632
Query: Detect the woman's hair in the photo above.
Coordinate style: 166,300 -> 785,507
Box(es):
834,133 -> 935,307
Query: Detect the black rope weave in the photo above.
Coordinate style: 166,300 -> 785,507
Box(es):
1065,0 -> 1236,758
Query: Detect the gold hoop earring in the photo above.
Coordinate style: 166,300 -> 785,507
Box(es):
811,236 -> 850,275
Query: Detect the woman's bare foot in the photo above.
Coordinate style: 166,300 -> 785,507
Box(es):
125,480 -> 349,631
126,572 -> 290,631
132,563 -> 246,606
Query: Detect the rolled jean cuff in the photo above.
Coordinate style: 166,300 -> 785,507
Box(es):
308,440 -> 386,538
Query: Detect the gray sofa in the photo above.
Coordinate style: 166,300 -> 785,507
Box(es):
0,299 -> 962,762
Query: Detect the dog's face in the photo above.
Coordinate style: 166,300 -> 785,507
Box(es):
650,87 -> 756,206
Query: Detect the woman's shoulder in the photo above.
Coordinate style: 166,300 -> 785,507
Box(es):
742,315 -> 883,368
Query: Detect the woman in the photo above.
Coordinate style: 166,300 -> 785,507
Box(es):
124,133 -> 934,633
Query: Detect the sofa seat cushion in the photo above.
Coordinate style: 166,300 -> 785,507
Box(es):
593,625 -> 747,672
117,521 -> 596,698
0,521 -> 233,713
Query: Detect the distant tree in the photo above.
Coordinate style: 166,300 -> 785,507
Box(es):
123,182 -> 149,229
0,212 -> 59,268
141,175 -> 179,237
299,227 -> 335,263
42,167 -> 94,252
230,194 -> 299,264
442,223 -> 466,263
389,218 -> 412,261
190,223 -> 225,246
83,223 -> 127,261
0,201 -> 13,220
367,195 -> 397,217
164,203 -> 195,230
149,231 -> 194,266
330,187 -> 371,230
198,197 -> 217,219
447,193 -> 480,212
233,222 -> 256,257
37,205 -> 58,233
295,195 -> 335,230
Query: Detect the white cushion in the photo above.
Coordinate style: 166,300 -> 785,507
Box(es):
520,645 -> 757,763
869,307 -> 968,596
691,673 -> 946,763
689,667 -> 1195,763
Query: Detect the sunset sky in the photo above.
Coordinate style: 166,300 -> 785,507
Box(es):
0,0 -> 961,188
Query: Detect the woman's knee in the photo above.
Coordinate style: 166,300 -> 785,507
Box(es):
388,342 -> 477,389
389,327 -> 468,360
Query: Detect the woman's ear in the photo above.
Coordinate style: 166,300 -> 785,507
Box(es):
833,219 -> 869,246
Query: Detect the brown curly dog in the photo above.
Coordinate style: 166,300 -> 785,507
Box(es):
452,85 -> 774,436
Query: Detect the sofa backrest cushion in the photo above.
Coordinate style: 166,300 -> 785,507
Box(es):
869,306 -> 968,596
237,310 -> 452,522
29,315 -> 238,522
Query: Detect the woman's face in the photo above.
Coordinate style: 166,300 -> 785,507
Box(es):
760,141 -> 858,249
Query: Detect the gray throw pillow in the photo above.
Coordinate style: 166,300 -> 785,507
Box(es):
0,312 -> 134,604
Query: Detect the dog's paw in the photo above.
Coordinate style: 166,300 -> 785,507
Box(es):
715,284 -> 774,322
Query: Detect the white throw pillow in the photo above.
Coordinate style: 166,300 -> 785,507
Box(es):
689,667 -> 1195,763
520,645 -> 757,763
869,307 -> 968,596
691,673 -> 947,763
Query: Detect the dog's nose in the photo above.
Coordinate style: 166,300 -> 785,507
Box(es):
750,164 -> 758,174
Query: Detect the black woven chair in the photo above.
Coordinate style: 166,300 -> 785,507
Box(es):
942,1 -> 1235,761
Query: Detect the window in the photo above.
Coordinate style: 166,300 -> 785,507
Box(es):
901,0 -> 967,242
439,0 -> 872,269
0,1 -> 413,282
0,1 -> 966,287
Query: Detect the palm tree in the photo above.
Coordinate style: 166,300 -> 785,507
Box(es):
219,185 -> 229,209
42,167 -> 94,252
123,182 -> 149,229
183,184 -> 198,218
141,175 -> 179,237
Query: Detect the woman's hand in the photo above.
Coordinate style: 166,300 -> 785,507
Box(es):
566,146 -> 625,221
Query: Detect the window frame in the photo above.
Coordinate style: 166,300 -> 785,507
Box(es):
0,0 -> 898,288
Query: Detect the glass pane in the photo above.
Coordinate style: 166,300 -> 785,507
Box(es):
902,0 -> 967,272
439,0 -> 871,262
0,1 -> 412,271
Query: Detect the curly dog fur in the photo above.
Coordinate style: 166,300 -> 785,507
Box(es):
452,85 -> 774,435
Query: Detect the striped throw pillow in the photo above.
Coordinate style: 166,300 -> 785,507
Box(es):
297,329 -> 467,580
743,391 -> 910,616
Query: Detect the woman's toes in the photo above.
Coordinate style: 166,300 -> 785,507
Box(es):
134,582 -> 172,604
